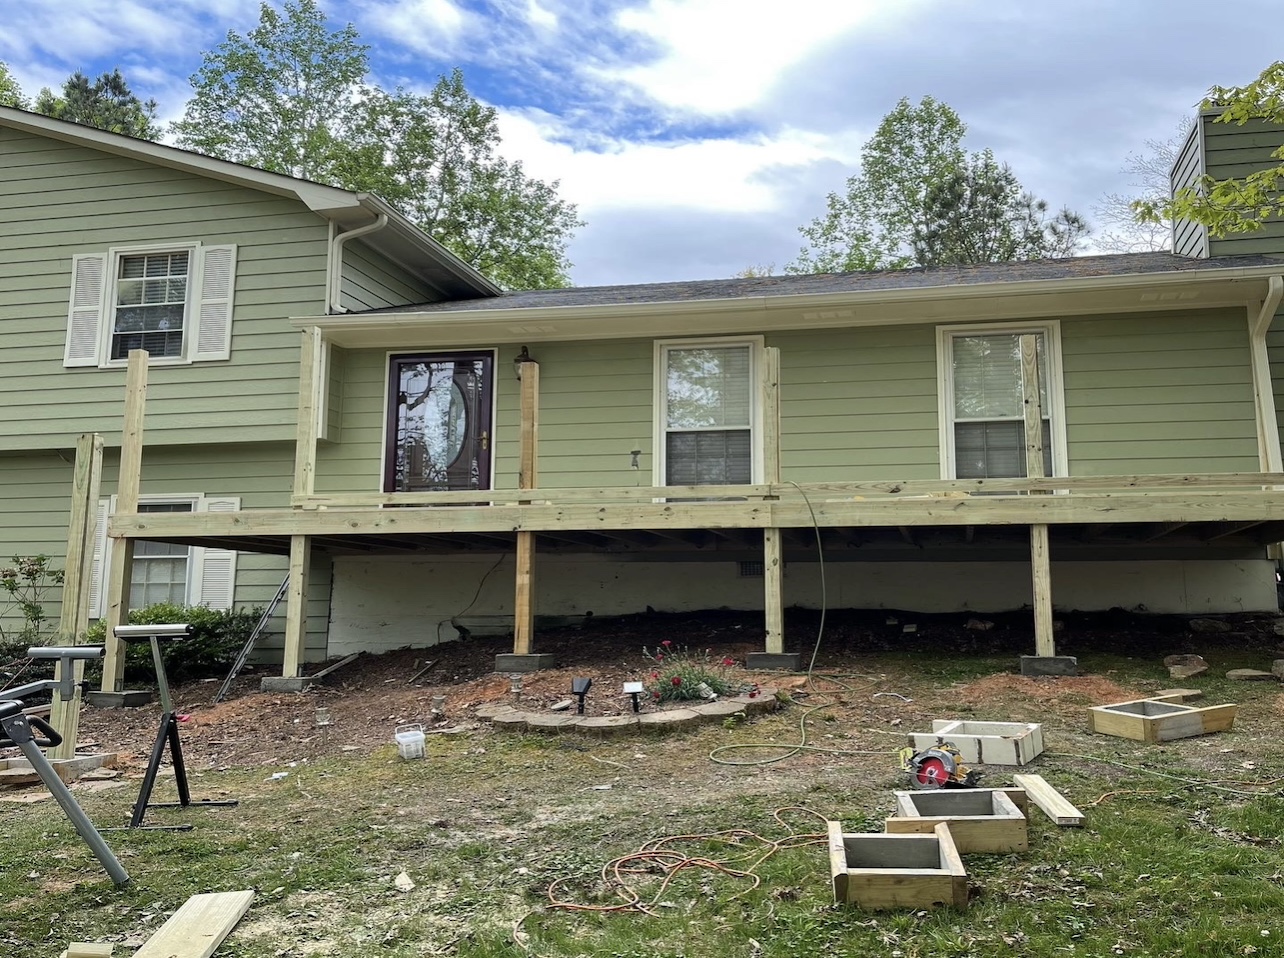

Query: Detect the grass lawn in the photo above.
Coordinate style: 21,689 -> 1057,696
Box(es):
3,649 -> 1283,957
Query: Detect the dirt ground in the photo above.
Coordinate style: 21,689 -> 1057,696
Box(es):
4,606 -> 1283,773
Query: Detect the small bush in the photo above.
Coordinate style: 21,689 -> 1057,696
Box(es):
0,555 -> 65,662
84,603 -> 262,683
642,641 -> 737,703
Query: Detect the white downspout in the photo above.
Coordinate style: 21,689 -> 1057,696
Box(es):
327,213 -> 388,314
1249,275 -> 1284,473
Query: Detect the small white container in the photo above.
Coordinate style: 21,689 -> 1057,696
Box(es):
394,724 -> 425,760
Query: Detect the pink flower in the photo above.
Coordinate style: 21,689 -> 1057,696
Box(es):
671,676 -> 682,686
722,657 -> 735,666
748,691 -> 759,698
661,640 -> 672,647
655,654 -> 664,662
652,691 -> 661,700
650,671 -> 659,679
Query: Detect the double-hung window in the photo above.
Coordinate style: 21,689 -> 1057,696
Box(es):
64,243 -> 237,368
658,339 -> 760,486
938,324 -> 1065,479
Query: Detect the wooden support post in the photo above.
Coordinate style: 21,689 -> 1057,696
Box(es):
761,347 -> 783,653
1020,334 -> 1055,659
293,327 -> 320,499
281,535 -> 311,678
513,357 -> 539,656
50,433 -> 103,758
102,351 -> 148,692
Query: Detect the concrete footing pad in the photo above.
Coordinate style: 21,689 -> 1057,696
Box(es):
1019,655 -> 1079,677
85,690 -> 153,708
260,676 -> 315,693
495,653 -> 558,673
746,652 -> 801,671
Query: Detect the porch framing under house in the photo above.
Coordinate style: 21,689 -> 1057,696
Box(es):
96,307 -> 1284,685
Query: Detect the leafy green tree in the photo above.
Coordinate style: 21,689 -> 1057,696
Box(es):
172,0 -> 580,289
789,96 -> 1086,272
1136,62 -> 1284,236
0,61 -> 27,109
33,69 -> 159,139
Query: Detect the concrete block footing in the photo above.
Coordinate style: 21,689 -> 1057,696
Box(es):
494,653 -> 557,673
85,690 -> 153,709
260,676 -> 316,693
746,652 -> 801,671
1019,655 -> 1079,677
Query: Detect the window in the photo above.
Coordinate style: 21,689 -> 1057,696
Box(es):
89,494 -> 240,616
938,324 -> 1066,479
657,339 -> 760,486
64,244 -> 237,368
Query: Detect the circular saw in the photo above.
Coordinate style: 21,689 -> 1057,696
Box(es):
898,742 -> 981,788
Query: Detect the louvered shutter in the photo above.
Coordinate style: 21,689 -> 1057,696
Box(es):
194,496 -> 239,609
191,245 -> 236,362
64,254 -> 107,367
87,499 -> 110,617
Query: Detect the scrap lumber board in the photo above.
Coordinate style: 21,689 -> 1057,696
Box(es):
1012,774 -> 1084,827
61,944 -> 114,958
309,652 -> 360,680
133,890 -> 255,958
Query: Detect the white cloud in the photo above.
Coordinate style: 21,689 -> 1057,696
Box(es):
525,0 -> 558,30
360,0 -> 472,53
605,0 -> 924,114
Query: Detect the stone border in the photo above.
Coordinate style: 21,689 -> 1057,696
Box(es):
476,691 -> 778,736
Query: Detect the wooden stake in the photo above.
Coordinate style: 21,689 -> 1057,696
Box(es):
513,357 -> 539,656
102,351 -> 147,692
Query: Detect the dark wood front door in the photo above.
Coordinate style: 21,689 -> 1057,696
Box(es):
385,352 -> 494,492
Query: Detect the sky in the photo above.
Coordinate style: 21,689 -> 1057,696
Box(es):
1,0 -> 1280,288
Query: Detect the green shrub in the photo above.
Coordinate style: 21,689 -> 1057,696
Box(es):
0,555 -> 65,661
84,603 -> 262,684
642,642 -> 738,703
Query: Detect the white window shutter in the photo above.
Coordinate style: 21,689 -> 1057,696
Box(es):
87,498 -> 110,618
194,496 -> 239,609
191,245 -> 236,362
64,253 -> 107,367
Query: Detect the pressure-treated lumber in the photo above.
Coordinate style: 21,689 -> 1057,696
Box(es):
885,789 -> 1028,853
1088,697 -> 1237,743
133,890 -> 254,958
513,359 -> 540,656
762,347 -> 784,654
292,327 -> 320,498
828,820 -> 968,910
61,943 -> 113,958
1012,773 -> 1084,827
912,720 -> 1044,766
281,535 -> 311,678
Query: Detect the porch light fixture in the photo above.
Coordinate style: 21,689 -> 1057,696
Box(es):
571,677 -> 592,714
623,681 -> 644,713
513,345 -> 538,380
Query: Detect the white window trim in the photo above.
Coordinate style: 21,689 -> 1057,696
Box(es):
102,242 -> 200,369
653,336 -> 765,487
935,321 -> 1069,480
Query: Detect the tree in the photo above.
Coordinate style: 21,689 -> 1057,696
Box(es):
788,96 -> 1087,273
172,0 -> 580,289
33,69 -> 159,139
1136,61 -> 1284,236
1093,132 -> 1180,253
0,61 -> 26,109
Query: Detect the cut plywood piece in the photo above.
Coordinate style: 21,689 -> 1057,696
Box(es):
912,720 -> 1044,766
1011,773 -> 1084,827
1088,698 -> 1237,744
885,789 -> 1028,853
828,820 -> 968,910
134,890 -> 255,958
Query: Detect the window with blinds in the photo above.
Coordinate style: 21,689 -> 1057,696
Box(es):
946,330 -> 1058,479
662,343 -> 755,486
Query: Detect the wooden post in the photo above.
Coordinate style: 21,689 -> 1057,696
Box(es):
513,358 -> 539,656
281,535 -> 311,678
293,327 -> 320,499
49,433 -> 103,758
1020,334 -> 1055,657
102,350 -> 148,692
761,347 -> 784,653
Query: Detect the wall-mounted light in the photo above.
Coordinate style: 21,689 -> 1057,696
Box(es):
571,677 -> 592,714
623,681 -> 644,713
513,345 -> 538,380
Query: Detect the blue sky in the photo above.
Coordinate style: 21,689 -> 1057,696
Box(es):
1,0 -> 1280,286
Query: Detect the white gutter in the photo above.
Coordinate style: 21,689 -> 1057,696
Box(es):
1249,275 -> 1284,472
327,212 -> 388,314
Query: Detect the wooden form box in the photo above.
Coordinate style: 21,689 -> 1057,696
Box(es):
1088,698 -> 1237,744
827,820 -> 968,910
910,720 -> 1044,766
885,789 -> 1028,853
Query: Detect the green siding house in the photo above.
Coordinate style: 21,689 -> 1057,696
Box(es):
4,105 -> 1284,680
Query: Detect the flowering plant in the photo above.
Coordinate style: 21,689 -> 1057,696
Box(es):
641,641 -> 737,703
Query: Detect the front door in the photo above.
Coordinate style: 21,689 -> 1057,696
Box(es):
385,352 -> 494,492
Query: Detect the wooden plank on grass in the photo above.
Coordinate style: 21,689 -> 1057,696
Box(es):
133,890 -> 255,958
1012,774 -> 1084,827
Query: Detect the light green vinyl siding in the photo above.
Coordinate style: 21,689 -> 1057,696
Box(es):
0,445 -> 328,660
1060,309 -> 1258,474
1170,120 -> 1207,258
340,242 -> 438,311
0,127 -> 331,451
1202,115 -> 1284,258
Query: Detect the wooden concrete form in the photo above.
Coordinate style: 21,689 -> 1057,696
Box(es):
0,752 -> 118,785
885,789 -> 1028,853
828,820 -> 968,910
133,890 -> 254,958
1011,773 -> 1085,827
911,720 -> 1045,766
1088,696 -> 1237,743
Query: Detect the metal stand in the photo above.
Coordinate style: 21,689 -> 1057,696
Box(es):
0,645 -> 129,885
113,624 -> 239,831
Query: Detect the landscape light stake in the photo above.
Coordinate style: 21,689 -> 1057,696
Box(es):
623,681 -> 644,713
572,677 -> 593,714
